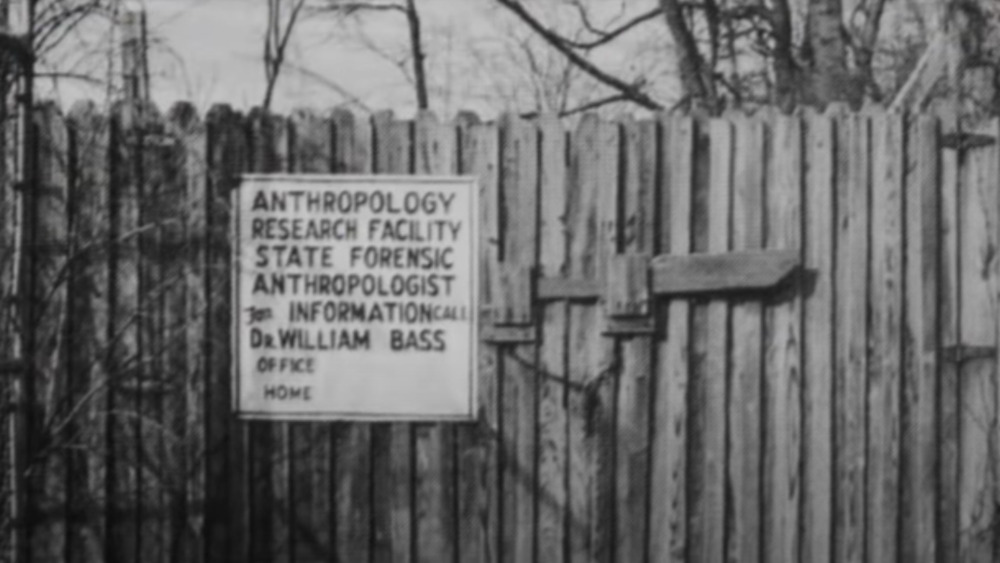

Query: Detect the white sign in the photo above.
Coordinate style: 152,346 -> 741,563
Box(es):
233,175 -> 478,420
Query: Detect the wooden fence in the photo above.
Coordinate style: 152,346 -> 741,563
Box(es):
0,101 -> 998,563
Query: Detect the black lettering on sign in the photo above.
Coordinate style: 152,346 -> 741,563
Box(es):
389,328 -> 447,352
263,385 -> 313,401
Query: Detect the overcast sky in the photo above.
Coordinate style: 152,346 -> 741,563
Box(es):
34,0 -> 679,118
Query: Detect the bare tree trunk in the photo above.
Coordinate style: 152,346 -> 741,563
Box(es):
659,0 -> 720,111
404,0 -> 428,110
802,0 -> 859,106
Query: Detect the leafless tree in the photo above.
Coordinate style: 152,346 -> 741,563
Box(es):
263,0 -> 308,111
312,0 -> 430,110
493,0 -> 1000,113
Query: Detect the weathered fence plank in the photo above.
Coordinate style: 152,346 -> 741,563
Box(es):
691,116 -> 731,563
106,102 -> 142,563
28,102 -> 70,563
287,107 -> 334,562
957,117 -> 999,563
329,106 -> 374,563
900,113 -> 939,563
167,101 -> 208,563
245,109 -> 292,563
370,112 -> 414,563
413,110 -> 458,563
727,114 -> 764,563
204,104 -> 246,563
866,111 -> 904,563
834,112 -> 870,563
936,105 -> 961,563
614,116 -> 655,563
649,114 -> 694,563
456,114 -> 500,563
137,105 -> 169,563
498,113 -> 539,563
801,108 -> 835,563
535,113 -> 567,563
64,102 -> 111,563
764,112 -> 803,563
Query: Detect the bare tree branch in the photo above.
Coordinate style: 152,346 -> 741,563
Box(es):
494,0 -> 663,110
262,0 -> 307,110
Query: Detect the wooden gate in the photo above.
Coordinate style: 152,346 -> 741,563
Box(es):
0,102 -> 998,563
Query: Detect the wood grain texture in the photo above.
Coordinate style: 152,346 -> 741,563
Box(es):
801,108 -> 835,563
65,102 -> 111,563
727,114 -> 764,563
370,112 -> 415,563
456,113 -> 500,563
204,104 -> 247,563
900,113 -> 939,563
936,106 -> 960,563
649,114 -> 694,563
690,116 -> 731,563
866,111 -> 903,563
614,116 -> 656,563
287,108 -> 334,562
834,113 -> 869,563
535,113 -> 568,563
168,101 -> 208,563
106,102 -> 142,563
330,106 -> 374,563
498,113 -> 538,563
246,109 -> 292,563
764,113 -> 803,563
957,118 -> 998,563
137,105 -> 168,563
413,111 -> 458,563
28,103 -> 70,563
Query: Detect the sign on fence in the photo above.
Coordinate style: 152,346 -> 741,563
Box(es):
234,175 -> 478,420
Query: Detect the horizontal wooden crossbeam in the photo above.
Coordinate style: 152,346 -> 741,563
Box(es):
482,249 -> 800,342
537,249 -> 800,300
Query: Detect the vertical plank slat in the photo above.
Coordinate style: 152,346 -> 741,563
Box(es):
137,105 -> 168,563
764,112 -> 803,563
456,115 -> 500,563
106,102 -> 141,563
330,106 -> 373,563
834,112 -> 869,563
936,105 -> 960,563
691,116 -> 731,563
413,110 -> 458,563
535,113 -> 567,563
498,113 -> 539,563
727,114 -> 764,563
566,114 -> 616,563
156,104 -> 188,562
900,113 -> 938,563
865,111 -> 903,563
64,102 -> 110,563
957,117 -> 998,563
0,88 -> 14,563
649,114 -> 694,562
167,102 -> 207,563
287,108 -> 333,562
27,102 -> 69,563
801,108 -> 835,563
370,112 -> 414,563
615,116 -> 655,563
244,109 -> 285,563
204,105 -> 246,563
157,104 -> 185,561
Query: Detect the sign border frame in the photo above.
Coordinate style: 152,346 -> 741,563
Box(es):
231,173 -> 480,422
